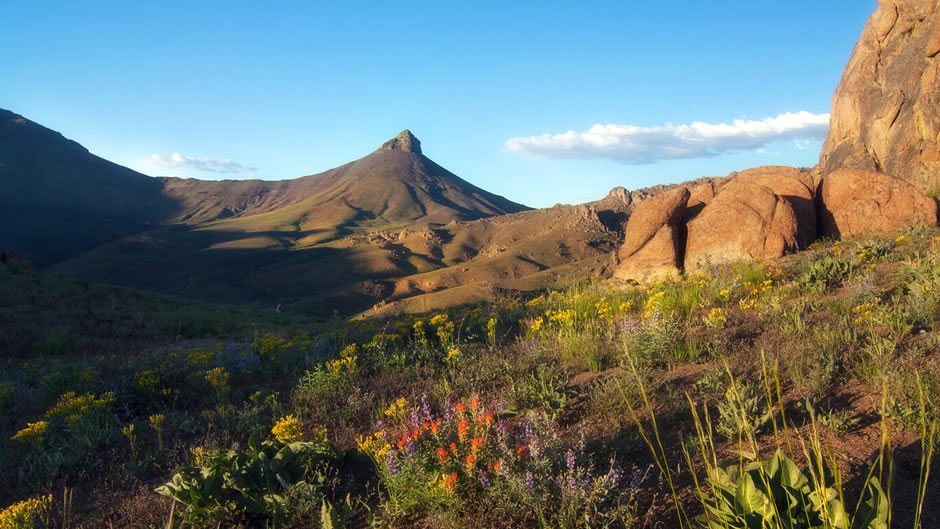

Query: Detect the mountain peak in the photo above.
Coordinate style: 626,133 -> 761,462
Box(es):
379,129 -> 421,155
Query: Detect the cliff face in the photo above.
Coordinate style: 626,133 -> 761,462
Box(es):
818,0 -> 940,193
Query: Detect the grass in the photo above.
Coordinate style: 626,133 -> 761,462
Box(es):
0,226 -> 938,528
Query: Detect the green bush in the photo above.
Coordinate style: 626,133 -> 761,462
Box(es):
156,438 -> 335,524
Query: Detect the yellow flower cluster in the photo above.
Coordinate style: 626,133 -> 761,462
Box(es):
718,288 -> 732,302
357,431 -> 391,462
204,367 -> 230,392
0,494 -> 51,529
702,307 -> 728,329
738,297 -> 758,311
643,290 -> 666,319
447,347 -> 461,362
545,309 -> 575,327
430,313 -> 455,345
852,302 -> 877,325
527,317 -> 544,334
45,391 -> 115,427
525,295 -> 545,310
10,421 -> 48,447
486,317 -> 498,344
595,299 -> 612,319
384,397 -> 409,420
326,344 -> 358,375
271,414 -> 304,443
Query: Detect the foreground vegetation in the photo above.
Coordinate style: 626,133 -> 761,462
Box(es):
2,226 -> 939,528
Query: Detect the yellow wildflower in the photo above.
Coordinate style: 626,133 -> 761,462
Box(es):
528,317 -> 544,334
384,397 -> 409,420
447,347 -> 461,362
702,307 -> 728,329
0,494 -> 52,529
11,421 -> 48,447
271,414 -> 304,443
357,431 -> 390,461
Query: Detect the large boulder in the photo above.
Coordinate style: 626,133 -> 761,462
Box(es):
729,166 -> 817,248
818,168 -> 938,237
612,187 -> 690,280
818,0 -> 940,194
685,181 -> 800,268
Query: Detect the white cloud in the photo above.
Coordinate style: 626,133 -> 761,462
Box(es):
504,111 -> 830,164
147,153 -> 257,175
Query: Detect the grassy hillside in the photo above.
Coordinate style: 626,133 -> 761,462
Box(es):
2,225 -> 938,527
0,264 -> 304,358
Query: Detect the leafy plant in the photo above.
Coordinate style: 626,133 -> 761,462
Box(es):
799,257 -> 853,292
156,438 -> 335,524
507,365 -> 569,421
715,380 -> 771,440
700,450 -> 888,529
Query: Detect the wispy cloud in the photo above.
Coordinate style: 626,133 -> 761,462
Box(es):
147,153 -> 257,175
504,111 -> 830,164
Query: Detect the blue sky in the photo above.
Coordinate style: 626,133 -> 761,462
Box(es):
2,1 -> 876,208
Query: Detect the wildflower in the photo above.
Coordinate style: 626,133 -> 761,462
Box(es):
465,453 -> 476,471
527,316 -> 544,334
0,494 -> 52,528
565,449 -> 576,471
457,419 -> 470,441
895,235 -> 907,244
148,413 -> 165,431
454,402 -> 466,415
470,436 -> 485,452
384,397 -> 409,421
430,419 -> 442,435
190,446 -> 206,466
385,452 -> 399,475
738,297 -> 758,310
204,367 -> 230,402
486,317 -> 498,345
702,307 -> 728,329
718,287 -> 732,301
516,444 -> 527,459
444,472 -> 458,493
436,446 -> 449,463
546,309 -> 576,327
11,420 -> 48,447
271,415 -> 303,444
643,290 -> 666,319
45,391 -> 115,427
446,346 -> 461,362
469,397 -> 480,412
489,460 -> 503,473
396,433 -> 411,450
484,411 -> 495,425
357,432 -> 390,460
479,471 -> 491,488
524,471 -> 535,491
450,442 -> 458,452
420,393 -> 433,421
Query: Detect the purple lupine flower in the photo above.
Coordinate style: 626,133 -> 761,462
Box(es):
411,407 -> 421,429
606,465 -> 624,486
404,437 -> 415,455
385,452 -> 399,475
479,471 -> 490,488
420,393 -> 433,421
629,470 -> 643,489
444,395 -> 454,420
524,471 -> 535,491
565,449 -> 576,471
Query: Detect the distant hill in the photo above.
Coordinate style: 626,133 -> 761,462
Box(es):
0,109 -> 177,267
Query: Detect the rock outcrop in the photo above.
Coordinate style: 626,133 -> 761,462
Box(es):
818,0 -> 940,194
685,181 -> 800,269
729,166 -> 817,248
612,187 -> 690,280
819,168 -> 939,237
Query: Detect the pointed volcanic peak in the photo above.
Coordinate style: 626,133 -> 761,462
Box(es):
0,108 -> 178,267
189,128 -> 530,247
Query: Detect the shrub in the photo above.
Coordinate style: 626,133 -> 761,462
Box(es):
156,437 -> 335,524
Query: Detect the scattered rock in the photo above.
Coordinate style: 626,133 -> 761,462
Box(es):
818,168 -> 938,238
